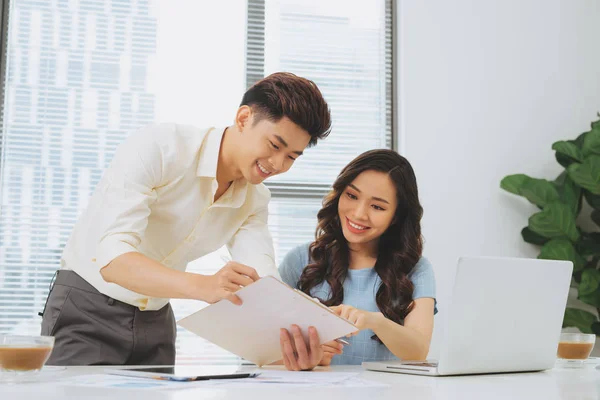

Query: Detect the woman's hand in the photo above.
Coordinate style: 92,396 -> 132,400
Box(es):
319,340 -> 344,366
279,325 -> 344,370
331,304 -> 383,334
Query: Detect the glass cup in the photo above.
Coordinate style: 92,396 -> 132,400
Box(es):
0,335 -> 55,382
556,333 -> 596,368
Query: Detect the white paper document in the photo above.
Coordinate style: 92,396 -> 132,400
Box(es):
177,276 -> 358,366
56,371 -> 388,389
56,374 -> 196,390
211,370 -> 389,388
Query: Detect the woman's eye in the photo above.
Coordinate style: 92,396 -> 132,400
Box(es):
346,192 -> 357,200
269,141 -> 280,150
372,205 -> 385,211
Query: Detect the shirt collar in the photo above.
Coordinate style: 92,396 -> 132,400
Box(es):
212,179 -> 249,209
197,127 -> 249,209
196,127 -> 223,178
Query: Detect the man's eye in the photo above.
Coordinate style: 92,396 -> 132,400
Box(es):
270,141 -> 280,150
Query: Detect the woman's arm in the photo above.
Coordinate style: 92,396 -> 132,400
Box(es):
332,297 -> 435,360
371,298 -> 435,360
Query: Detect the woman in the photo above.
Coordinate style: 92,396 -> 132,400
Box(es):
278,149 -> 437,370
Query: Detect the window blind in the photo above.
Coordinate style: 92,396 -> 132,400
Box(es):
0,0 -> 393,364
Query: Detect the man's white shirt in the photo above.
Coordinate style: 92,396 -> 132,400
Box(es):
61,123 -> 279,310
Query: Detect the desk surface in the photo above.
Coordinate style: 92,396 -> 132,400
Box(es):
2,364 -> 599,400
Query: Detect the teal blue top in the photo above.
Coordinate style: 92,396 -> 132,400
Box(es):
278,242 -> 437,365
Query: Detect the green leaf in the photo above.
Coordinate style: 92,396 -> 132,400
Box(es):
521,227 -> 550,246
538,239 -> 585,271
582,126 -> 600,156
567,155 -> 600,195
519,179 -> 560,208
579,290 -> 600,308
556,174 -> 582,214
576,232 -> 600,258
584,190 -> 600,210
528,202 -> 580,242
579,269 -> 600,296
500,174 -> 531,196
553,141 -> 583,162
556,153 -> 575,169
563,308 -> 597,333
554,141 -> 582,168
575,131 -> 588,148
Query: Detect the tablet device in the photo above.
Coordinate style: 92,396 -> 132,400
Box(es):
104,366 -> 260,381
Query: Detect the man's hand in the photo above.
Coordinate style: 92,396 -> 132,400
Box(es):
195,261 -> 259,305
280,325 -> 324,371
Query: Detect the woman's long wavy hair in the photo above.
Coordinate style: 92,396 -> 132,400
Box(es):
298,149 -> 423,327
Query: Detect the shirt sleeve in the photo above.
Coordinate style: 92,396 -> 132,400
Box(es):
227,204 -> 281,280
409,257 -> 438,314
95,124 -> 170,269
278,243 -> 311,288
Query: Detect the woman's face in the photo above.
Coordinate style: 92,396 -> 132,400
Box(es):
337,170 -> 398,249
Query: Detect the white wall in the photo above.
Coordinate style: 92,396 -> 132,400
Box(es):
397,0 -> 600,358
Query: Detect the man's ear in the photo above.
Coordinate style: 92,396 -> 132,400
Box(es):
235,105 -> 252,132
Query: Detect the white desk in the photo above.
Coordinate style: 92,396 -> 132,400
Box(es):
2,364 -> 599,400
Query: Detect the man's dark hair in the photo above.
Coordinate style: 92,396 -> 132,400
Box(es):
240,72 -> 332,147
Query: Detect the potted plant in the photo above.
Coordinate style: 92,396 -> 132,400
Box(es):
501,115 -> 600,337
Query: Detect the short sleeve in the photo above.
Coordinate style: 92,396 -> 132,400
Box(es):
409,257 -> 438,314
278,243 -> 311,289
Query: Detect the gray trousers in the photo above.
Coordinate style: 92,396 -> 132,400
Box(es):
40,270 -> 176,366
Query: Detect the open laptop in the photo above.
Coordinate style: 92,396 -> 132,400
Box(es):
363,256 -> 573,376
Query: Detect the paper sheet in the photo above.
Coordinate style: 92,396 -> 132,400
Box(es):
56,371 -> 388,389
209,370 -> 390,388
57,374 -> 195,390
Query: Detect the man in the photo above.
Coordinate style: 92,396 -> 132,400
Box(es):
40,72 -> 331,365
